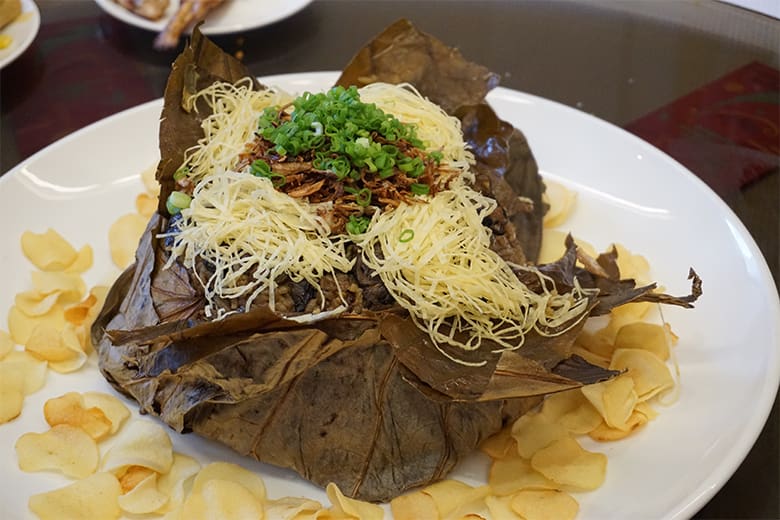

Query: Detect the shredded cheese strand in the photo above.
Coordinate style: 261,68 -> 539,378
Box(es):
182,78 -> 293,184
357,82 -> 474,182
164,171 -> 354,317
353,183 -> 592,365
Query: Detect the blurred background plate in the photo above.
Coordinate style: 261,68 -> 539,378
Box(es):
93,0 -> 312,35
0,0 -> 40,69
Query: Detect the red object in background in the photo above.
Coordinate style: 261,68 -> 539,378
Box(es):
625,61 -> 779,197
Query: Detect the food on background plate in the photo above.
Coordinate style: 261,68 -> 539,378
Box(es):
92,19 -> 701,503
114,0 -> 169,21
0,0 -> 21,30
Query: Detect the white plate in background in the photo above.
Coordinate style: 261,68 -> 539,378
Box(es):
0,0 -> 40,69
94,0 -> 312,35
0,72 -> 778,519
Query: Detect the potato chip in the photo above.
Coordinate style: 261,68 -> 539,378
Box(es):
542,179 -> 577,229
588,409 -> 649,442
25,324 -> 78,362
266,497 -> 325,519
489,453 -> 556,496
0,329 -> 13,359
580,375 -> 637,430
0,350 -> 47,395
49,328 -> 88,373
391,491 -> 440,520
154,453 -> 201,514
0,383 -> 23,424
422,479 -> 490,518
109,213 -> 148,269
21,229 -> 78,272
8,303 -> 66,345
44,392 -> 112,440
16,424 -> 99,478
141,162 -> 161,196
28,471 -> 121,520
571,345 -> 610,369
538,231 -> 596,265
540,390 -> 602,434
575,328 -> 615,360
327,481 -> 384,519
118,465 -> 156,493
31,271 -> 85,302
191,462 -> 266,503
530,436 -> 607,490
510,489 -> 579,520
635,401 -> 659,421
136,192 -> 158,218
102,420 -> 174,474
14,290 -> 60,317
511,412 -> 569,459
610,348 -> 674,401
614,322 -> 670,361
63,293 -> 98,325
64,245 -> 94,274
480,426 -> 516,460
181,479 -> 264,520
611,243 -> 650,284
82,391 -> 131,434
484,495 -> 520,520
119,470 -> 169,514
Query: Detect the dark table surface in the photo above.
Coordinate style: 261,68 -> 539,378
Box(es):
1,1 -> 778,518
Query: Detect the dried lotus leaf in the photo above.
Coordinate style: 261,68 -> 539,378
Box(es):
20,229 -> 78,272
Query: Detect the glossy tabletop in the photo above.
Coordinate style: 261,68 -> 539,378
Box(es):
1,1 -> 778,518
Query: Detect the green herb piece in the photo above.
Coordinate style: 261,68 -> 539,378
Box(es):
346,215 -> 370,235
410,183 -> 430,196
173,166 -> 190,181
166,191 -> 192,215
399,229 -> 415,243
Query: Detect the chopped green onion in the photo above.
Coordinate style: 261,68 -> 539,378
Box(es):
410,183 -> 430,196
355,188 -> 372,206
250,159 -> 272,177
346,215 -> 370,235
399,229 -> 415,243
173,166 -> 189,181
166,191 -> 192,215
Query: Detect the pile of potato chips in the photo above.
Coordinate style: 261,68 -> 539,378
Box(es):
1,174 -> 680,519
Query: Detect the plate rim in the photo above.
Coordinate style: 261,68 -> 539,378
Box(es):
2,70 -> 779,520
0,0 -> 40,70
93,0 -> 313,35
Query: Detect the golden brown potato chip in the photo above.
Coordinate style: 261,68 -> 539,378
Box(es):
49,327 -> 88,373
614,322 -> 670,361
14,290 -> 60,317
542,179 -> 577,229
31,271 -> 85,302
109,213 -> 148,269
479,426 -> 517,460
119,470 -> 169,514
25,324 -> 78,363
44,392 -> 112,440
0,329 -> 13,359
611,243 -> 651,284
0,383 -> 23,424
575,328 -> 616,360
181,479 -> 264,520
489,452 -> 557,496
141,162 -> 160,196
82,391 -> 131,434
571,345 -> 611,369
635,401 -> 659,421
484,495 -> 520,520
530,436 -> 607,490
581,375 -> 637,430
510,489 -> 579,520
0,350 -> 48,395
63,245 -> 94,274
28,471 -> 121,520
191,462 -> 266,505
155,453 -> 202,514
8,303 -> 66,345
540,390 -> 603,435
266,497 -> 325,519
118,465 -> 156,493
16,424 -> 99,478
63,293 -> 98,325
422,480 -> 490,519
588,409 -> 649,442
538,230 -> 596,265
21,229 -> 78,272
136,192 -> 158,218
610,348 -> 675,402
511,412 -> 570,459
102,420 -> 174,474
391,491 -> 440,520
327,481 -> 385,519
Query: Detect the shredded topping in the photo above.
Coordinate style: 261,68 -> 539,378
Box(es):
353,183 -> 593,365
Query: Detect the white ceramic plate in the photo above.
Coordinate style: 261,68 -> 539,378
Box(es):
0,0 -> 40,69
0,72 -> 778,519
94,0 -> 312,35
